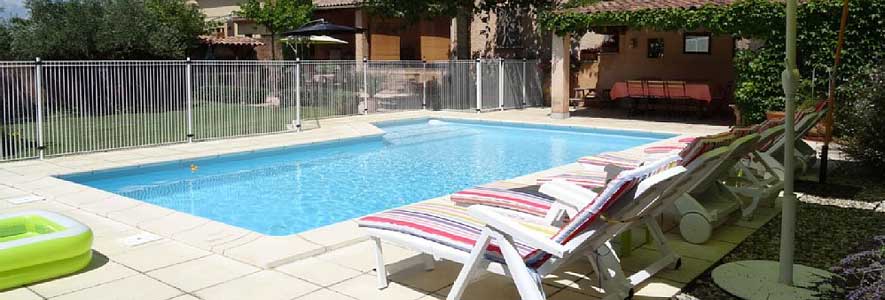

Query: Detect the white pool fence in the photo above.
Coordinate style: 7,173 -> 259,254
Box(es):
0,59 -> 544,161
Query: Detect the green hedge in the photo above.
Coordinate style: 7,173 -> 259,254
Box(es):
541,0 -> 885,124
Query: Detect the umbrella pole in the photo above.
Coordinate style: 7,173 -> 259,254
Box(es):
710,1 -> 834,297
779,0 -> 799,285
820,0 -> 850,184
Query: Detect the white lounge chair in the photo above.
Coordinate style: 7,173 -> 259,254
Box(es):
357,144 -> 745,300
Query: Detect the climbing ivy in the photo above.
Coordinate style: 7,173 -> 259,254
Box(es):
540,0 -> 885,124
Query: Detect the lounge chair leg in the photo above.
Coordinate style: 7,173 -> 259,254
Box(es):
592,242 -> 631,300
448,229 -> 492,300
421,253 -> 436,271
494,231 -> 546,300
644,217 -> 680,270
371,237 -> 389,289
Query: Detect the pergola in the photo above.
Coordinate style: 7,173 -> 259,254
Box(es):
549,0 -> 736,119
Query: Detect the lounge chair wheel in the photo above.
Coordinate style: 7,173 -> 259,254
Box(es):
679,212 -> 712,244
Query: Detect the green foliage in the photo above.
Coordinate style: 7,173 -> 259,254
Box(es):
236,0 -> 312,59
0,19 -> 11,60
363,0 -> 557,24
839,63 -> 885,169
7,0 -> 207,60
540,0 -> 885,125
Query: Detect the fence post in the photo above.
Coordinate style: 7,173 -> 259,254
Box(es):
475,58 -> 482,113
34,58 -> 44,159
498,58 -> 504,111
522,58 -> 527,108
363,57 -> 369,115
295,58 -> 302,132
422,60 -> 427,110
185,58 -> 194,142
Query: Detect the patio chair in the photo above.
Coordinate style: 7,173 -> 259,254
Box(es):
742,102 -> 828,183
664,81 -> 690,113
645,80 -> 667,112
358,155 -> 688,300
626,80 -> 646,114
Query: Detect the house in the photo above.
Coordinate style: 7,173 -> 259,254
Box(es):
192,0 -> 552,61
551,0 -> 739,119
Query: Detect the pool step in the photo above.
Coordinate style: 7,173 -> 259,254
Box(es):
382,125 -> 480,146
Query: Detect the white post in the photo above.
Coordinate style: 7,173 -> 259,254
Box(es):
422,60 -> 427,110
34,58 -> 44,159
295,58 -> 302,132
185,58 -> 194,142
779,0 -> 799,286
498,58 -> 504,111
522,58 -> 528,107
363,57 -> 369,115
475,58 -> 482,113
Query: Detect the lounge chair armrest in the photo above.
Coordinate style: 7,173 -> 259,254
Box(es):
468,205 -> 566,258
538,180 -> 598,210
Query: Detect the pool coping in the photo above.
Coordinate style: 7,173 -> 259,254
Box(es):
0,109 -> 726,269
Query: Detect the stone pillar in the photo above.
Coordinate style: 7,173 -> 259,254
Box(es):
551,33 -> 571,119
450,17 -> 458,59
355,9 -> 369,61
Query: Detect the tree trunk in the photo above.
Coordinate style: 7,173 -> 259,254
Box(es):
270,32 -> 277,60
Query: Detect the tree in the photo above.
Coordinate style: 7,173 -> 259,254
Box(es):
236,0 -> 313,60
0,16 -> 11,60
363,0 -> 557,24
8,0 -> 207,60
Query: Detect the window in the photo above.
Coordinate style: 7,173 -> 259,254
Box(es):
684,33 -> 711,54
647,38 -> 664,58
600,34 -> 619,53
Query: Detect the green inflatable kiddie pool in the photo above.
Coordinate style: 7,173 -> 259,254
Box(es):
0,210 -> 93,290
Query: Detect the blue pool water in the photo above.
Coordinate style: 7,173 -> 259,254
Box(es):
61,119 -> 673,235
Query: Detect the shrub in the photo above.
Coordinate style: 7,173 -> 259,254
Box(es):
817,235 -> 885,300
838,63 -> 885,170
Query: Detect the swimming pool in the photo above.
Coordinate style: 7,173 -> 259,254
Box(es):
60,118 -> 673,236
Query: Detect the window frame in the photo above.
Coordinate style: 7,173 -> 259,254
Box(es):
683,32 -> 712,55
647,38 -> 664,58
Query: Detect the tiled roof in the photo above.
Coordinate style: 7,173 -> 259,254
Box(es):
313,0 -> 363,8
199,35 -> 265,46
573,0 -> 735,13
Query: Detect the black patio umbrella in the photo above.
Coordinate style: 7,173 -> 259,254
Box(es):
283,19 -> 364,37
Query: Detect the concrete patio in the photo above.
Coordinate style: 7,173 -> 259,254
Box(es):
0,108 -> 775,300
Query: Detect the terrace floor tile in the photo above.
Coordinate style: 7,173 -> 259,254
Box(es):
146,255 -> 260,292
51,274 -> 182,300
329,274 -> 429,300
111,240 -> 211,272
276,257 -> 364,287
29,260 -> 137,298
299,220 -> 367,250
224,235 -> 325,268
138,212 -> 210,237
194,271 -> 321,300
0,288 -> 43,300
106,203 -> 177,226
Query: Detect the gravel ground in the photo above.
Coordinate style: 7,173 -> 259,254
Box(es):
675,161 -> 885,299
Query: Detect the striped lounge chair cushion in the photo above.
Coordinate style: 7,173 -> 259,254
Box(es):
450,186 -> 555,217
522,154 -> 682,267
536,170 -> 608,190
357,202 -> 559,265
643,136 -> 695,154
678,131 -> 736,165
577,152 -> 645,170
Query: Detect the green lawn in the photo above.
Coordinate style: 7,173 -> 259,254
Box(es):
1,102 -> 344,160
